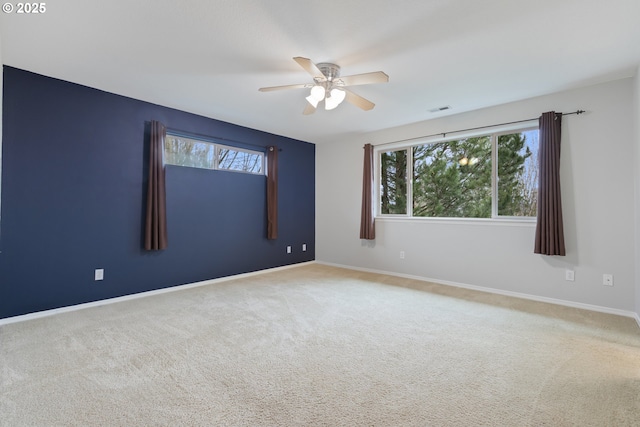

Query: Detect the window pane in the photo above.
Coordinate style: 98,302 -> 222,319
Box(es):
413,137 -> 491,218
164,136 -> 215,169
497,130 -> 539,216
218,148 -> 263,174
380,150 -> 408,214
163,134 -> 265,175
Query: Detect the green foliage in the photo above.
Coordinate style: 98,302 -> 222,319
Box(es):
413,137 -> 492,218
380,150 -> 407,214
380,131 -> 538,218
497,133 -> 534,216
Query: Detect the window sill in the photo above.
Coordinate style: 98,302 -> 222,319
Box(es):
375,215 -> 536,227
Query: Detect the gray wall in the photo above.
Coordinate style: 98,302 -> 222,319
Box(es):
317,78 -> 637,316
634,70 -> 640,323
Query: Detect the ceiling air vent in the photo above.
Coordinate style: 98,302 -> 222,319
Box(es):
429,106 -> 451,113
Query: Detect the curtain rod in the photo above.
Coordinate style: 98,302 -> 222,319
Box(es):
160,124 -> 282,152
374,110 -> 585,147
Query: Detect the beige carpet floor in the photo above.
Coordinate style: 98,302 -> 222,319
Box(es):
1,263 -> 640,426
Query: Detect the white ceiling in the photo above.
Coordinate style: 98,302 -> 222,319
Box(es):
1,0 -> 640,144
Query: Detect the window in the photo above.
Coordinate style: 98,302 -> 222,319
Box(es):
378,127 -> 539,219
218,147 -> 263,174
380,149 -> 408,214
164,133 -> 264,175
496,130 -> 538,217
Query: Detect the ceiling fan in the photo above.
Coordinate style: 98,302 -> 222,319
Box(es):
259,57 -> 389,115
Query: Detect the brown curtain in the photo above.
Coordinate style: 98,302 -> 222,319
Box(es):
534,111 -> 565,256
359,143 -> 375,240
144,120 -> 168,251
267,146 -> 278,240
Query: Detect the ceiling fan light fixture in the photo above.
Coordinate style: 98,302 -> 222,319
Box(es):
305,94 -> 320,108
325,88 -> 346,110
305,84 -> 326,107
310,85 -> 325,100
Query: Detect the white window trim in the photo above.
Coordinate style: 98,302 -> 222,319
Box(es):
376,215 -> 536,227
164,132 -> 265,176
374,120 -> 539,222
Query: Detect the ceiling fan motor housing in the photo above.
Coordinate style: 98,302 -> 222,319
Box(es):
316,63 -> 341,81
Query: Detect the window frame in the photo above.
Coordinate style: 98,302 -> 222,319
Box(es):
164,132 -> 265,176
375,121 -> 539,222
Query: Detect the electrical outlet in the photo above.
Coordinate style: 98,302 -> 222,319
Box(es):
603,274 -> 613,286
287,246 -> 291,254
400,251 -> 405,259
565,270 -> 575,281
95,269 -> 104,281
302,243 -> 307,252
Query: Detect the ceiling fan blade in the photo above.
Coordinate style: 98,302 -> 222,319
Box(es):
259,83 -> 310,92
293,57 -> 325,80
337,71 -> 389,87
344,89 -> 375,111
303,102 -> 316,115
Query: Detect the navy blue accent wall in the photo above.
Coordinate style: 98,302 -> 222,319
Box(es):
0,66 -> 315,319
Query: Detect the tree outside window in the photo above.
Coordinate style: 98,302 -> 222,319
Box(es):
164,134 -> 264,175
379,128 -> 538,218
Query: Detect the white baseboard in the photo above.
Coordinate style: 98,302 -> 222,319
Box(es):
317,261 -> 640,323
4,260 -> 638,330
0,262 -> 315,326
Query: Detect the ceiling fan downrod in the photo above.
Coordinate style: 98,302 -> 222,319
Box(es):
316,63 -> 341,82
